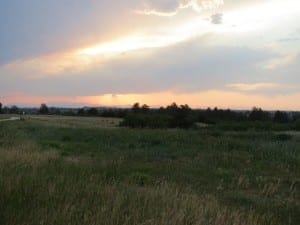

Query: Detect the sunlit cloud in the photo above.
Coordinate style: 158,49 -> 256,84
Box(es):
222,0 -> 300,33
2,0 -> 298,78
0,0 -> 299,109
135,9 -> 179,17
78,35 -> 182,56
77,15 -> 213,57
261,53 -> 297,70
135,0 -> 224,17
0,18 -> 211,78
228,83 -> 281,92
1,51 -> 91,78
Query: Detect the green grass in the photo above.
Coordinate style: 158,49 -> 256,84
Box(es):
25,115 -> 122,128
0,116 -> 299,225
0,114 -> 15,120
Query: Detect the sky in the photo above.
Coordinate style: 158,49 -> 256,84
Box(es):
0,0 -> 300,109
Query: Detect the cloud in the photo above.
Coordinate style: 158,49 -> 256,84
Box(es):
271,53 -> 300,85
0,0 -> 145,65
3,90 -> 300,110
279,29 -> 300,42
0,0 -> 299,109
136,0 -> 224,16
228,83 -> 281,92
279,38 -> 300,42
211,13 -> 223,24
261,53 -> 296,70
0,37 -> 280,97
0,14 -> 220,79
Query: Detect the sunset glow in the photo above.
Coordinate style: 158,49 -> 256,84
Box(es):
3,90 -> 300,111
0,0 -> 299,109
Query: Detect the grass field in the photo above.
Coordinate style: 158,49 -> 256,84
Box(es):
0,115 -> 15,120
25,115 -> 122,128
0,115 -> 299,225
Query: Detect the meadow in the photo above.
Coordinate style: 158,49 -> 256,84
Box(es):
0,115 -> 299,225
0,115 -> 14,120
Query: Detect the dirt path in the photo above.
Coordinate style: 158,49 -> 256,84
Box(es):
0,117 -> 20,122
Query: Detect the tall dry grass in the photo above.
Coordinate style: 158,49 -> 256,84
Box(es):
0,118 -> 298,225
0,144 -> 276,225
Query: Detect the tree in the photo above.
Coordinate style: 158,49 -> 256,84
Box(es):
176,104 -> 194,128
9,105 -> 19,114
273,111 -> 289,123
132,102 -> 140,113
39,103 -> 49,114
0,102 -> 2,114
141,104 -> 150,113
77,108 -> 85,116
87,107 -> 98,116
249,107 -> 270,121
166,103 -> 194,128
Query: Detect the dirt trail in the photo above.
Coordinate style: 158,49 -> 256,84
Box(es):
0,117 -> 20,122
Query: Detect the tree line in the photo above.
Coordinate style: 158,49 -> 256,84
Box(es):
0,101 -> 299,128
121,103 -> 300,128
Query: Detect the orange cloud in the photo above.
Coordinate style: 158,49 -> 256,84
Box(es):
1,18 -> 210,78
91,91 -> 300,110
